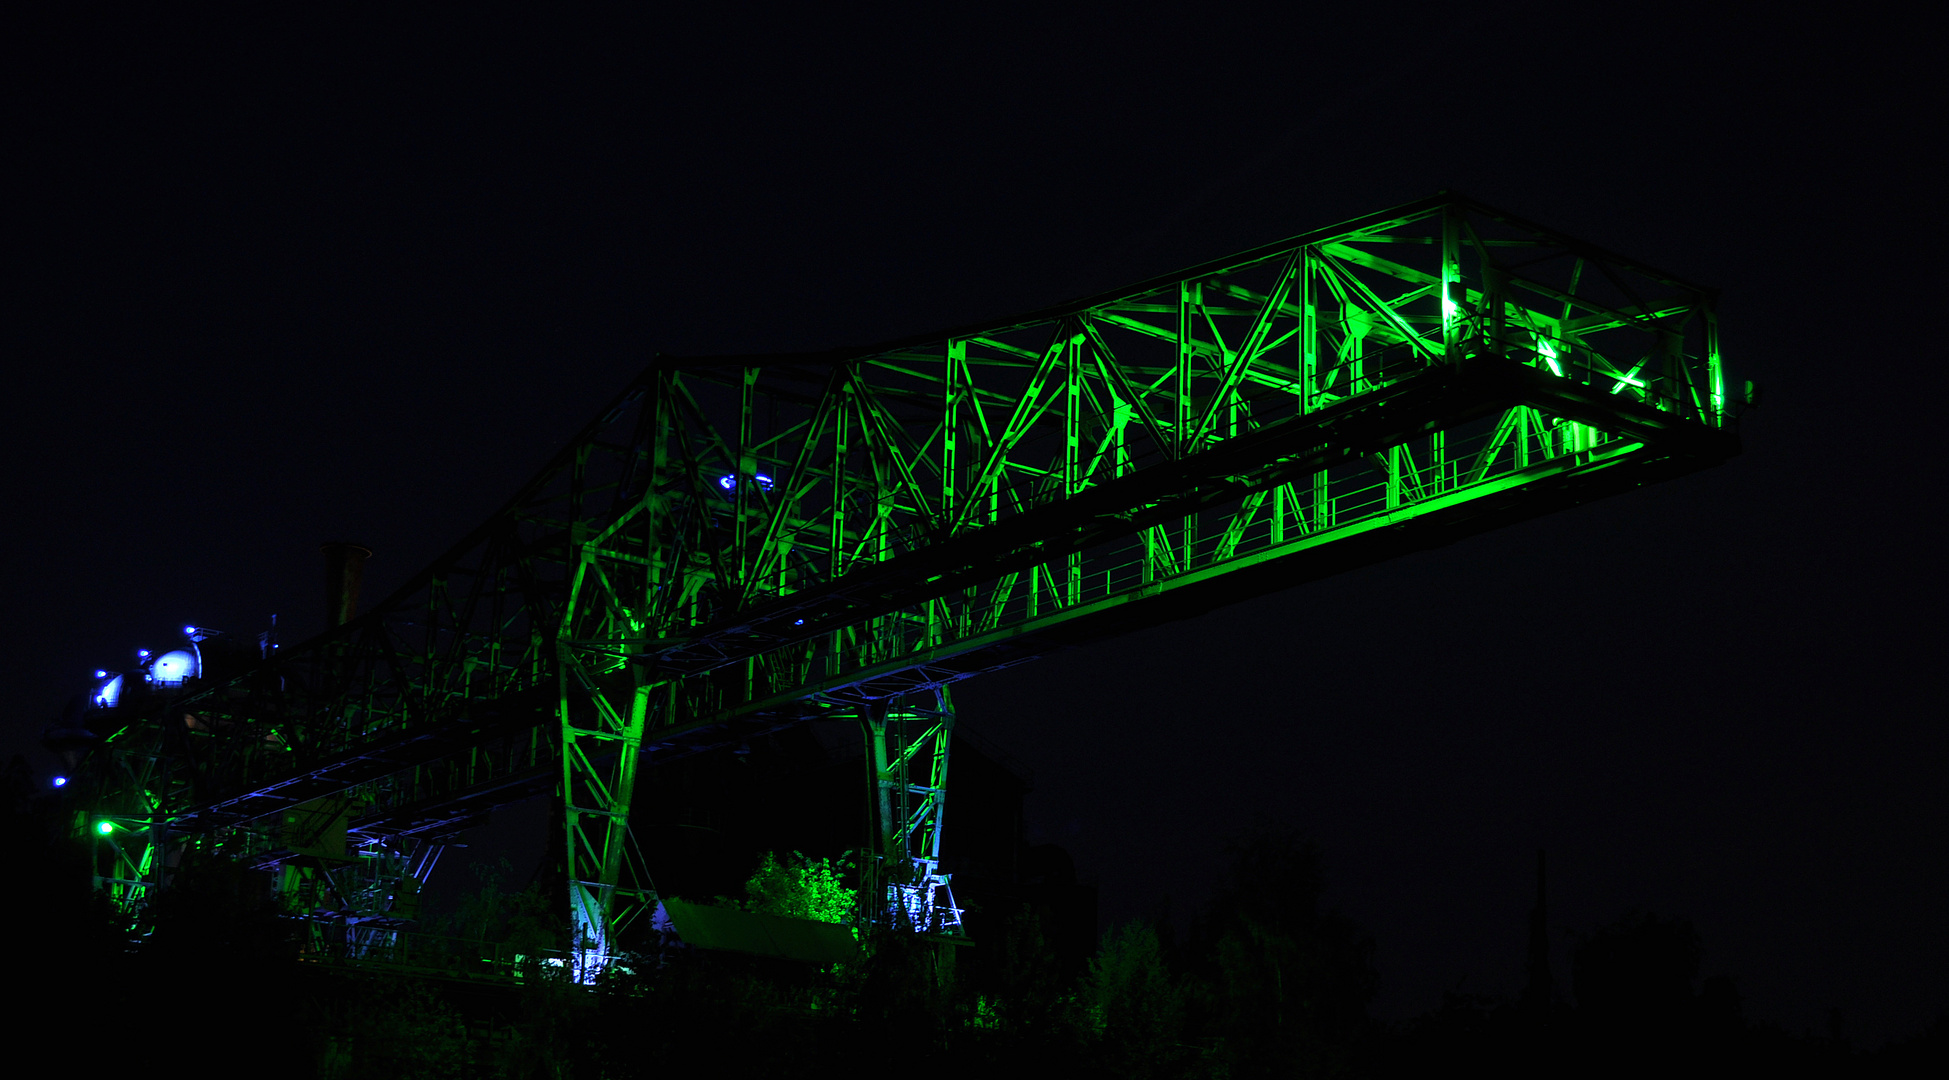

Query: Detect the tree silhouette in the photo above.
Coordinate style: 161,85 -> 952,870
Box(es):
1191,818 -> 1377,1077
1086,920 -> 1188,1079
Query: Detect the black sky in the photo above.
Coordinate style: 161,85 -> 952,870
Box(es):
8,4 -> 1943,1045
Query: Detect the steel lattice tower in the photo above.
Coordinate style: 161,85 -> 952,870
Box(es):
60,193 -> 1741,976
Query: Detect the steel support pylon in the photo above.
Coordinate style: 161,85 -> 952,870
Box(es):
557,513 -> 660,979
862,688 -> 960,934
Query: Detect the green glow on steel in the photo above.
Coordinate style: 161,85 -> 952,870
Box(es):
1705,311 -> 1725,426
716,435 -> 1657,722
1536,337 -> 1564,377
1709,347 -> 1725,424
83,196 -> 1734,964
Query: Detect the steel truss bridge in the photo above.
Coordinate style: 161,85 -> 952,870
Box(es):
66,193 -> 1740,977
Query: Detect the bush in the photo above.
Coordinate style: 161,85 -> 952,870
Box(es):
742,851 -> 856,924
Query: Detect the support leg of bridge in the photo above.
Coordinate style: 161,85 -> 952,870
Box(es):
558,660 -> 653,981
861,686 -> 961,935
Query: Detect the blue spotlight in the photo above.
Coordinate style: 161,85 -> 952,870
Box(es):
718,473 -> 777,493
96,674 -> 125,709
149,650 -> 198,686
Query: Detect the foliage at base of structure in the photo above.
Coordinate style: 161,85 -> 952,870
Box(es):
740,849 -> 856,924
438,855 -> 563,956
10,766 -> 1940,1080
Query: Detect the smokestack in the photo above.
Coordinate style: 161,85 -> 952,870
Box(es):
321,542 -> 373,629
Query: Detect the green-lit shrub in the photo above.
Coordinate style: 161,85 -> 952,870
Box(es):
743,850 -> 857,924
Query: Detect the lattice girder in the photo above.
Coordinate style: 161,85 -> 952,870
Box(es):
74,193 -> 1738,961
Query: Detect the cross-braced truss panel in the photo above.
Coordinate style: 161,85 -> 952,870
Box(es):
76,194 -> 1737,960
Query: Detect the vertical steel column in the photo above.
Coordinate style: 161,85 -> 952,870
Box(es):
945,339 -> 973,640
1177,281 -> 1198,571
861,702 -> 893,929
559,573 -> 654,981
916,686 -> 954,906
829,373 -> 852,675
860,691 -> 961,934
1346,304 -> 1368,395
1442,198 -> 1463,365
943,340 -> 962,527
1705,310 -> 1725,426
553,378 -> 666,981
735,365 -> 757,580
1064,328 -> 1084,606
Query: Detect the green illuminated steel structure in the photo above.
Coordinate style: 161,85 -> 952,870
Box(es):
64,193 -> 1740,973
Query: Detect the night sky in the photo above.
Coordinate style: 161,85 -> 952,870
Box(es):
10,7 -> 1942,1045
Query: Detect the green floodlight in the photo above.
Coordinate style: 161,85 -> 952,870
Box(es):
96,820 -> 115,835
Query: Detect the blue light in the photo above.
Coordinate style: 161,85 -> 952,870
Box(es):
718,473 -> 777,494
794,619 -> 805,626
52,776 -> 68,788
137,649 -> 150,659
95,670 -> 106,678
148,650 -> 198,686
184,625 -> 195,635
96,674 -> 125,709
